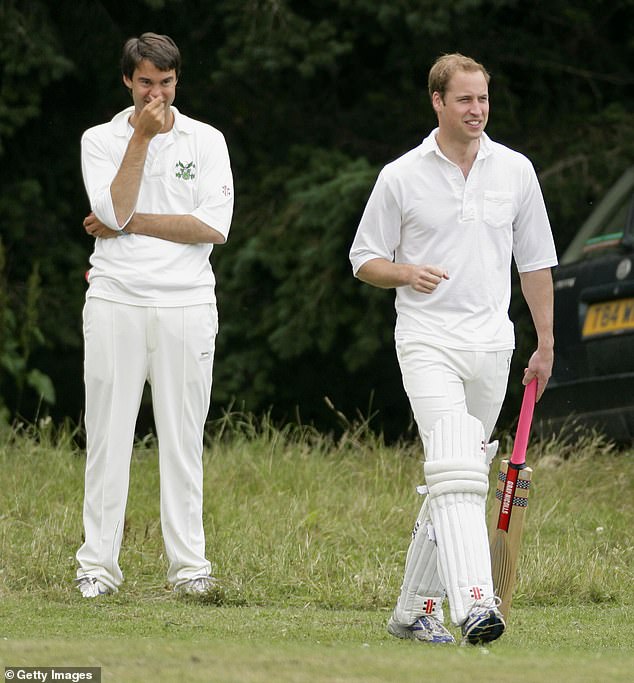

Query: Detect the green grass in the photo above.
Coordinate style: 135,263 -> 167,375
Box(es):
0,416 -> 633,682
1,600 -> 632,682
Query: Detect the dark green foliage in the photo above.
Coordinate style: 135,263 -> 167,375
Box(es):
0,240 -> 55,420
0,0 -> 73,152
1,0 -> 633,434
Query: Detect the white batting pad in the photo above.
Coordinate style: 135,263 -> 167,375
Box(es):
393,496 -> 446,625
485,440 -> 499,465
424,413 -> 495,625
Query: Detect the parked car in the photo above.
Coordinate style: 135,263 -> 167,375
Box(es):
539,167 -> 634,443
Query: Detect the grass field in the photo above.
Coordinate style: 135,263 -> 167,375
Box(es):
0,416 -> 632,682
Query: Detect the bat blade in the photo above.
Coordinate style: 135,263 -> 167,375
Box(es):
490,461 -> 533,618
490,379 -> 537,620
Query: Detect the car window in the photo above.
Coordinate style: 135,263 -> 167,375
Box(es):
580,197 -> 631,258
561,167 -> 634,265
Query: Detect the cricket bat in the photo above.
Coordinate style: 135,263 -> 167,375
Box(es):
489,378 -> 538,620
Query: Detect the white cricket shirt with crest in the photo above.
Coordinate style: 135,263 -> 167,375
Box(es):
81,106 -> 234,306
349,130 -> 558,351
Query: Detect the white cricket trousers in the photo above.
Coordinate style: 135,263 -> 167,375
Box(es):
395,340 -> 512,447
392,340 -> 512,625
77,298 -> 217,590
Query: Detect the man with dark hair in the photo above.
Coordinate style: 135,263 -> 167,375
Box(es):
350,53 -> 557,644
120,33 -> 182,80
76,33 -> 234,598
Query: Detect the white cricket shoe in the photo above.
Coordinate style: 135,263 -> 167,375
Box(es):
388,613 -> 456,644
75,575 -> 112,598
174,574 -> 218,596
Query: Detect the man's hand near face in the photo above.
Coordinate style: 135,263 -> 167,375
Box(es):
133,96 -> 167,140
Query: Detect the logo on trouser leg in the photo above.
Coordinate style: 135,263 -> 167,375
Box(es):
424,598 -> 438,614
470,586 -> 483,600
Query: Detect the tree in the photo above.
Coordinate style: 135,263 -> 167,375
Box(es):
0,0 -> 75,421
0,0 -> 632,435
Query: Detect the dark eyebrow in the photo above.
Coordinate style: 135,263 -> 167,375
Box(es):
455,93 -> 488,100
137,76 -> 175,85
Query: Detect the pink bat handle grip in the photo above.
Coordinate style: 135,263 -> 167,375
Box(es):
510,378 -> 537,466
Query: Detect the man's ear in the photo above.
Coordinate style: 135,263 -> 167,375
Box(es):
431,91 -> 443,114
123,74 -> 133,90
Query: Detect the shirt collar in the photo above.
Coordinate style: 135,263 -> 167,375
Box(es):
111,106 -> 191,136
419,127 -> 493,161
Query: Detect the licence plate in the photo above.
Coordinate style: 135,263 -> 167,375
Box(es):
582,298 -> 634,338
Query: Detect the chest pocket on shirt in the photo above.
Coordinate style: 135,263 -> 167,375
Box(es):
483,191 -> 514,229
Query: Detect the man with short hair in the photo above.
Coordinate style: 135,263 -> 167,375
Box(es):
76,33 -> 233,598
349,53 -> 557,644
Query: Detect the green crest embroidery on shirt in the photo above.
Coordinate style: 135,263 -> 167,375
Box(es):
175,161 -> 196,180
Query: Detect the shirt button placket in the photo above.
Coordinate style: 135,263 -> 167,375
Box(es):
462,170 -> 477,223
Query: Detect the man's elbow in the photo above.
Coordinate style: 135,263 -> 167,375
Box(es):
350,255 -> 374,281
355,264 -> 370,283
192,215 -> 227,244
206,227 -> 227,244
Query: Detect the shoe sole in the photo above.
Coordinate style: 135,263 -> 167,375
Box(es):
387,621 -> 413,640
78,587 -> 112,598
387,619 -> 455,644
463,613 -> 505,645
174,585 -> 218,596
76,579 -> 112,598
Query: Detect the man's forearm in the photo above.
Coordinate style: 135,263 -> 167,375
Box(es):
110,133 -> 152,227
356,258 -> 413,288
519,268 -> 554,350
126,213 -> 225,244
519,267 -> 555,399
356,258 -> 450,294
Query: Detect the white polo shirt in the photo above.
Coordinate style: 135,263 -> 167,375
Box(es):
81,106 -> 234,306
349,130 -> 558,351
